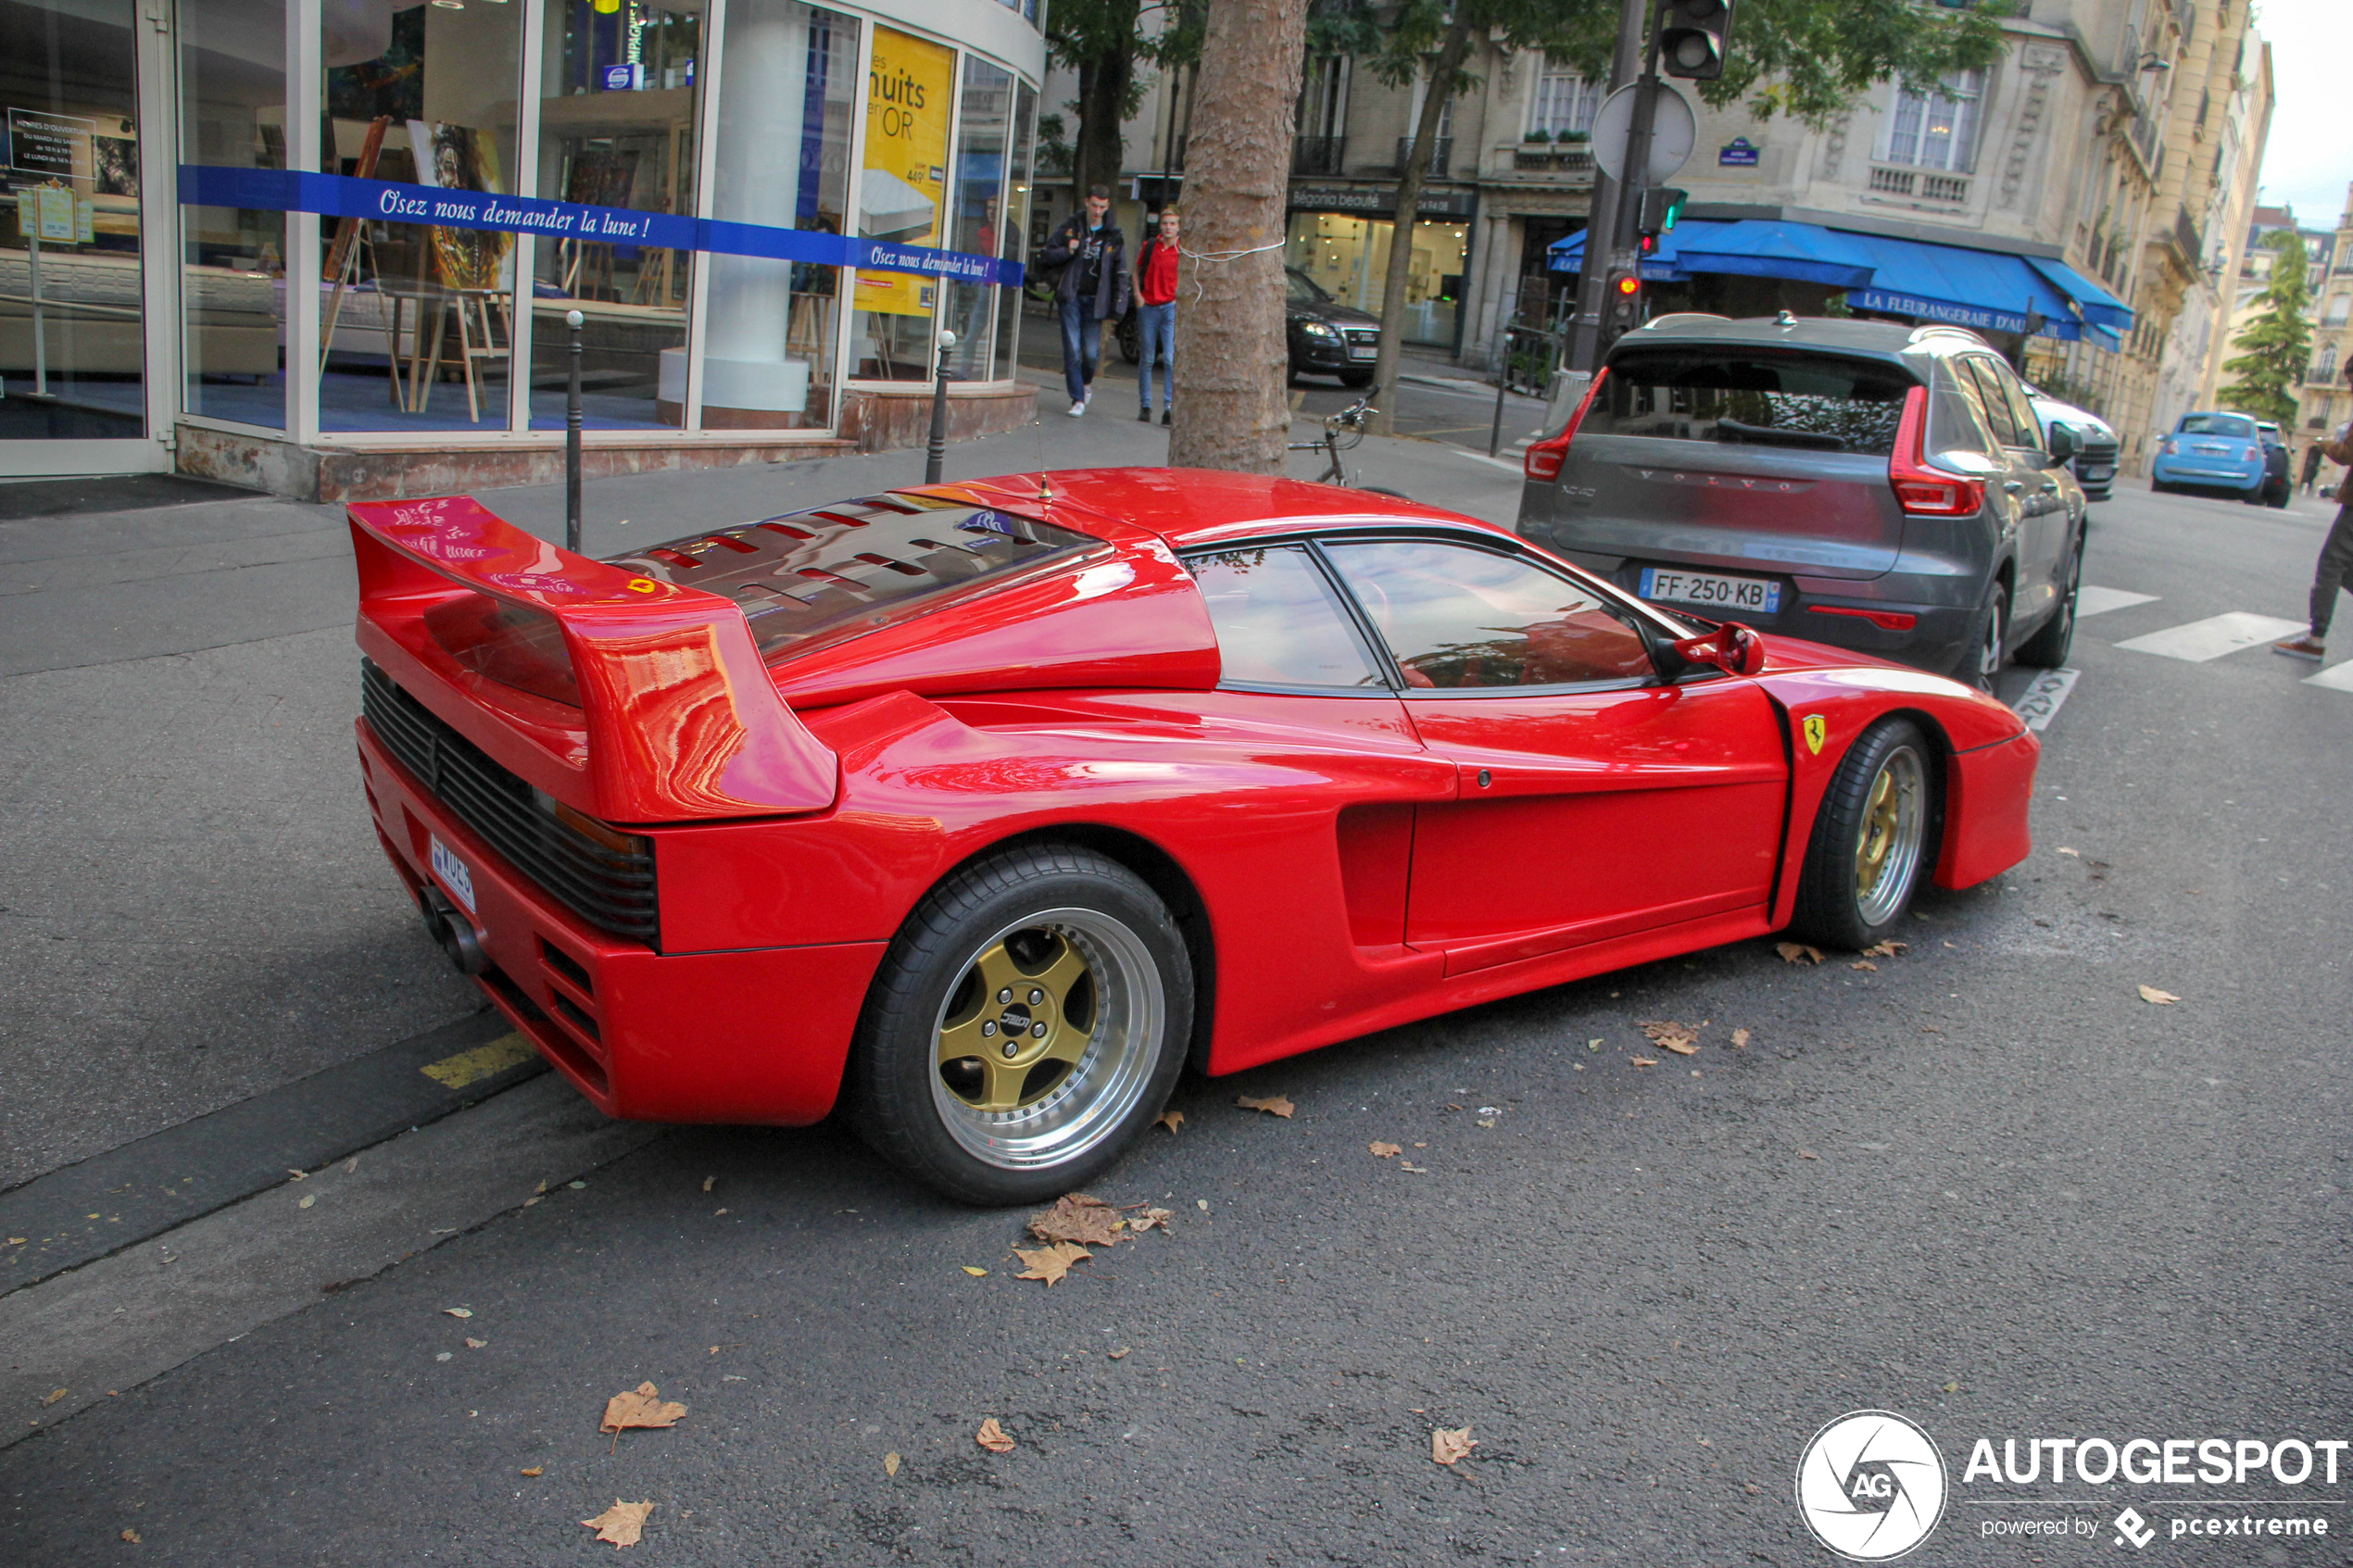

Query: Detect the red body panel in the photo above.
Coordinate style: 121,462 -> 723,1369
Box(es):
349,475 -> 2037,1127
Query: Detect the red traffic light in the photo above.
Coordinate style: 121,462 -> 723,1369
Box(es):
1613,272 -> 1642,296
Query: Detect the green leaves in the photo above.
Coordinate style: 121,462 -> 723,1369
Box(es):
2221,232 -> 2314,424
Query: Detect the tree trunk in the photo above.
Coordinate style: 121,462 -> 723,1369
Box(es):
1072,11 -> 1138,202
1164,0 -> 1308,473
1366,17 -> 1475,436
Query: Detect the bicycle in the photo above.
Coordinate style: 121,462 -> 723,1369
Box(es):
1287,395 -> 1409,498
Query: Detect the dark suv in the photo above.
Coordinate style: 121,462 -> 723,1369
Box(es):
1517,316 -> 2083,686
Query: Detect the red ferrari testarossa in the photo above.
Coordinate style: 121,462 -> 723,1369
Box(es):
349,469 -> 2034,1202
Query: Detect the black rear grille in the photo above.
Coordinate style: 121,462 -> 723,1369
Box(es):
361,660 -> 660,947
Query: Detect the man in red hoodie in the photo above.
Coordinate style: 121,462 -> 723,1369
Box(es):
1133,207 -> 1180,424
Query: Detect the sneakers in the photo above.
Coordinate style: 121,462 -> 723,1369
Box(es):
1137,407 -> 1151,421
1161,408 -> 1171,426
2273,633 -> 2327,660
1066,398 -> 1087,418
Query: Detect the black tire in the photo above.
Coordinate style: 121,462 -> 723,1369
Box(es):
843,845 -> 1192,1206
2014,530 -> 2080,668
2151,480 -> 2173,495
1115,315 -> 1139,365
2269,488 -> 2290,509
1339,370 -> 1375,388
1789,719 -> 1939,951
1957,578 -> 2008,692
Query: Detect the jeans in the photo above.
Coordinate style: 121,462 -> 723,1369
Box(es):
1058,297 -> 1101,405
1136,302 -> 1176,409
2312,504 -> 2353,636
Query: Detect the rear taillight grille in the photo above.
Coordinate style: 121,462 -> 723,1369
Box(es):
361,660 -> 659,947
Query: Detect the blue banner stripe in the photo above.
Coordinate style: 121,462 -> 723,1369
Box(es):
178,165 -> 1024,289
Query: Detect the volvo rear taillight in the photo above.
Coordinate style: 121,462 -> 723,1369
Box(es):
1524,367 -> 1609,483
1888,383 -> 1985,517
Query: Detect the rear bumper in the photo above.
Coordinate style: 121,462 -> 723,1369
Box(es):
2152,458 -> 2262,492
359,721 -> 886,1125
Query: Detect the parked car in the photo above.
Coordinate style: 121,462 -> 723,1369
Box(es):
2257,420 -> 2293,508
2150,410 -> 2270,501
1125,268 -> 1381,388
1516,316 -> 2084,691
2021,383 -> 2118,501
350,473 -> 2036,1202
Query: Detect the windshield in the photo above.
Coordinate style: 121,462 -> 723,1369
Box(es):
2178,414 -> 2255,439
1286,269 -> 1331,306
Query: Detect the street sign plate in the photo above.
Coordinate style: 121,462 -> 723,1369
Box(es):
1590,83 -> 1697,183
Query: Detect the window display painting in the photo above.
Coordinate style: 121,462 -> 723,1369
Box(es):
856,26 -> 952,319
411,119 -> 511,291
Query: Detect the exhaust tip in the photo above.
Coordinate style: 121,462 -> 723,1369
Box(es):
418,886 -> 489,975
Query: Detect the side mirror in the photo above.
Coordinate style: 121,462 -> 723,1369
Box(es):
2043,422 -> 2080,466
1670,621 -> 1767,677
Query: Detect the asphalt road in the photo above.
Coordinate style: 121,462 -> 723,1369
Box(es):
6,470 -> 2352,1566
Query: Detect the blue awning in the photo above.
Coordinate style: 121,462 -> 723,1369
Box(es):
1546,219 -> 2133,341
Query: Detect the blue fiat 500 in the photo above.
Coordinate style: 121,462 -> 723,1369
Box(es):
2151,411 -> 2268,501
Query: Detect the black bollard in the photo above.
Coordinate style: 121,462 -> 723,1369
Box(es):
564,308 -> 585,555
925,328 -> 958,485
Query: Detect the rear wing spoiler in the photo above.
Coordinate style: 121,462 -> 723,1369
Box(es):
349,496 -> 837,823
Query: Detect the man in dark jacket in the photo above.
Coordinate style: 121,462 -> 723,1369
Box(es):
1041,185 -> 1130,416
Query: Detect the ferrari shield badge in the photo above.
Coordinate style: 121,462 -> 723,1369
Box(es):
1801,715 -> 1828,755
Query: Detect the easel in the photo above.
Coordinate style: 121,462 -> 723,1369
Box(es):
319,117 -> 394,396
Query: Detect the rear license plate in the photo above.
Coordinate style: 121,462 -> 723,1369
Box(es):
1640,567 -> 1781,615
429,834 -> 477,915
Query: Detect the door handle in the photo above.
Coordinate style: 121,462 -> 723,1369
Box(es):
2003,481 -> 2025,494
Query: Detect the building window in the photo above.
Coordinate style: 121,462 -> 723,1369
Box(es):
2320,344 -> 2340,383
1529,57 -> 1602,140
2327,295 -> 2351,327
1884,69 -> 1984,173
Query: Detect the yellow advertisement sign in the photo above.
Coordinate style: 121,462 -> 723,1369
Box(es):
856,26 -> 954,318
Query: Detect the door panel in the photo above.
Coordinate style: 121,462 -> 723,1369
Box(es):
1403,679 -> 1789,972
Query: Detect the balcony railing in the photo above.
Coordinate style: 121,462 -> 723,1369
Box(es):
1395,136 -> 1452,178
2172,207 -> 2204,267
1511,142 -> 1594,176
1868,165 -> 1969,204
1292,135 -> 1345,177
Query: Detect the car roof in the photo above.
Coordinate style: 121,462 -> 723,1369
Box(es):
922,468 -> 1509,553
1608,315 -> 1987,358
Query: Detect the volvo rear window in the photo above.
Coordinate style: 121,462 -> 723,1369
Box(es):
2177,413 -> 2255,439
1588,349 -> 1916,456
607,494 -> 1101,659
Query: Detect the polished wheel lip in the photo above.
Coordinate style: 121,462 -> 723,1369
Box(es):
928,906 -> 1165,1173
1854,745 -> 1927,925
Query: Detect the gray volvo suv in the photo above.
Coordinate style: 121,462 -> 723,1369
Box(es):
1517,316 -> 2083,686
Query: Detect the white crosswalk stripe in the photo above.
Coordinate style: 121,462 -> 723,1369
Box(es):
2113,611 -> 2306,662
2075,585 -> 2158,618
2304,660 -> 2353,692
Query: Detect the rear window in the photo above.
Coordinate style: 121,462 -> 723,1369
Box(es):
2178,414 -> 2255,439
1588,349 -> 1916,457
607,494 -> 1101,659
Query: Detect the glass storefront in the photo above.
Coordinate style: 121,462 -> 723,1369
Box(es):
33,0 -> 1036,476
1286,211 -> 1468,349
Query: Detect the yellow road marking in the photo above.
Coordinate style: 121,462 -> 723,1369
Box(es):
421,1034 -> 535,1090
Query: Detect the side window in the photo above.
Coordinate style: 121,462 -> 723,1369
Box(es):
1957,358 -> 2022,447
1983,358 -> 2044,449
1322,539 -> 1654,689
1186,546 -> 1385,688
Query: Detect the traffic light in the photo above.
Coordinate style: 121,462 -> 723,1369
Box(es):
1638,186 -> 1688,237
1659,0 -> 1733,82
1606,270 -> 1642,329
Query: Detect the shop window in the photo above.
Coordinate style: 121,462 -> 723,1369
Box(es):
533,1 -> 703,431
992,81 -> 1038,383
180,0 -> 283,431
701,0 -> 857,430
944,56 -> 1012,381
849,25 -> 955,382
319,1 -> 524,433
1284,211 -> 1466,349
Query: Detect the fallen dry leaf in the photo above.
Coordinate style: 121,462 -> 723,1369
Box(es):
1798,1148 -> 1820,1160
521,1466 -> 544,1477
1640,1021 -> 1699,1055
297,1193 -> 316,1209
1237,1094 -> 1295,1118
1399,1161 -> 1428,1173
1629,1057 -> 1658,1067
961,1266 -> 988,1277
581,1499 -> 652,1548
1156,1110 -> 1184,1134
120,1529 -> 140,1544
599,1383 -> 686,1434
1013,1241 -> 1090,1286
40,1388 -> 66,1407
1863,940 -> 1910,957
2138,985 -> 2180,1006
442,1308 -> 472,1320
1109,1347 -> 1130,1360
1432,1427 -> 1478,1466
1027,1193 -> 1126,1248
464,1337 -> 487,1349
1777,942 -> 1824,965
1127,1207 -> 1174,1233
701,1175 -> 715,1193
885,1452 -> 901,1476
1850,960 -> 1879,972
1369,1142 -> 1402,1159
1942,1381 -> 1959,1394
1730,1028 -> 1751,1049
975,1417 -> 1015,1453
2057,847 -> 2080,857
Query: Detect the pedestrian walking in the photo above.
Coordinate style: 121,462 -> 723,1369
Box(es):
1040,185 -> 1129,417
2274,364 -> 2353,661
2300,440 -> 2325,495
1133,207 -> 1180,424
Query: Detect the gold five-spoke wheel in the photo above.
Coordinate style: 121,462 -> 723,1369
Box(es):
1852,744 -> 1925,925
937,928 -> 1096,1112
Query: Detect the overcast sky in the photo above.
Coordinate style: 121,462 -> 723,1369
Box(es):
2250,0 -> 2353,227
